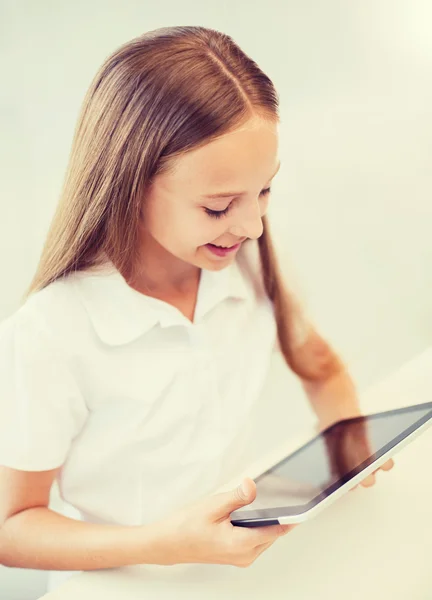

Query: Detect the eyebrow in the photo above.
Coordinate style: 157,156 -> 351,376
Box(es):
202,161 -> 281,199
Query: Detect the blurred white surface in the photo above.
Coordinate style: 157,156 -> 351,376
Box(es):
1,1 -> 432,598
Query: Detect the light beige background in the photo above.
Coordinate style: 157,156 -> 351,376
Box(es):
1,1 -> 431,598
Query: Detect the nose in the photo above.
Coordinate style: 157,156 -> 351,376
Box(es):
228,198 -> 265,241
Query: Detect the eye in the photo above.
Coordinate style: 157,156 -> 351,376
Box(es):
204,187 -> 272,220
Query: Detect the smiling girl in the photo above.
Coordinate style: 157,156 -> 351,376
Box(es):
0,26 -> 392,592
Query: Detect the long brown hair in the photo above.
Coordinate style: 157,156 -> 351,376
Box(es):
23,26 -> 322,380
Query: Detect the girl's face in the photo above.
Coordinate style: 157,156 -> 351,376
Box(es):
140,116 -> 280,272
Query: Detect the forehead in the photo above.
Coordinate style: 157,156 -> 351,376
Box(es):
202,161 -> 281,199
164,119 -> 279,191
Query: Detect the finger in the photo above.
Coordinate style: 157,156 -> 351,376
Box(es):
380,458 -> 395,471
235,522 -> 294,546
254,524 -> 295,551
360,472 -> 376,487
234,524 -> 281,546
244,539 -> 275,565
279,524 -> 296,535
254,540 -> 275,553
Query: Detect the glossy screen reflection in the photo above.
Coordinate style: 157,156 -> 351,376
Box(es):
246,404 -> 432,511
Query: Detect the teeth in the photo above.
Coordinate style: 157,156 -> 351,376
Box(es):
209,243 -> 239,249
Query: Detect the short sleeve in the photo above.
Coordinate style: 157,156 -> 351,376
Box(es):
0,309 -> 89,471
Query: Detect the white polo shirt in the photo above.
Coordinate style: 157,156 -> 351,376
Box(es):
0,240 -> 310,591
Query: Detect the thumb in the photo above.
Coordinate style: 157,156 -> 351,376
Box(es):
207,477 -> 257,520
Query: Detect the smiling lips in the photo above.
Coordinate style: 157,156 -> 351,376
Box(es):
212,239 -> 246,248
205,242 -> 242,257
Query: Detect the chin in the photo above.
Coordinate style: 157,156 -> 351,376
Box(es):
203,257 -> 234,271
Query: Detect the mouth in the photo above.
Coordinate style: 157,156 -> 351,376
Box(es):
210,239 -> 246,249
204,241 -> 243,257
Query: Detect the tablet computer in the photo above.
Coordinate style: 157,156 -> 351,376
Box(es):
230,402 -> 432,527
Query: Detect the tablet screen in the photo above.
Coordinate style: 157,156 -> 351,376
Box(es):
238,402 -> 432,517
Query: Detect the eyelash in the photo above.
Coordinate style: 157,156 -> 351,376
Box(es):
204,187 -> 272,219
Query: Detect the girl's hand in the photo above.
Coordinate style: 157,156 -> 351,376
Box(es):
321,416 -> 395,491
148,477 -> 296,569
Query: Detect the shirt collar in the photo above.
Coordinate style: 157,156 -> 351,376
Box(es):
71,252 -> 251,346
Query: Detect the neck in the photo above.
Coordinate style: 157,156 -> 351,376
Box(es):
129,233 -> 200,296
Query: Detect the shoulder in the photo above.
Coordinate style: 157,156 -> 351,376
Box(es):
0,273 -> 89,353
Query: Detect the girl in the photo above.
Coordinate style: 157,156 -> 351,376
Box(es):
0,26 -> 393,592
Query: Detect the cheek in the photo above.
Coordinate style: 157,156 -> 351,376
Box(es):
149,201 -> 182,238
259,195 -> 270,216
196,216 -> 228,246
148,201 -> 228,248
141,196 -> 162,231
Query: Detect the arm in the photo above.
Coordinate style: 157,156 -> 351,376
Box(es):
0,466 -> 168,571
0,507 -> 166,571
284,327 -> 395,481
